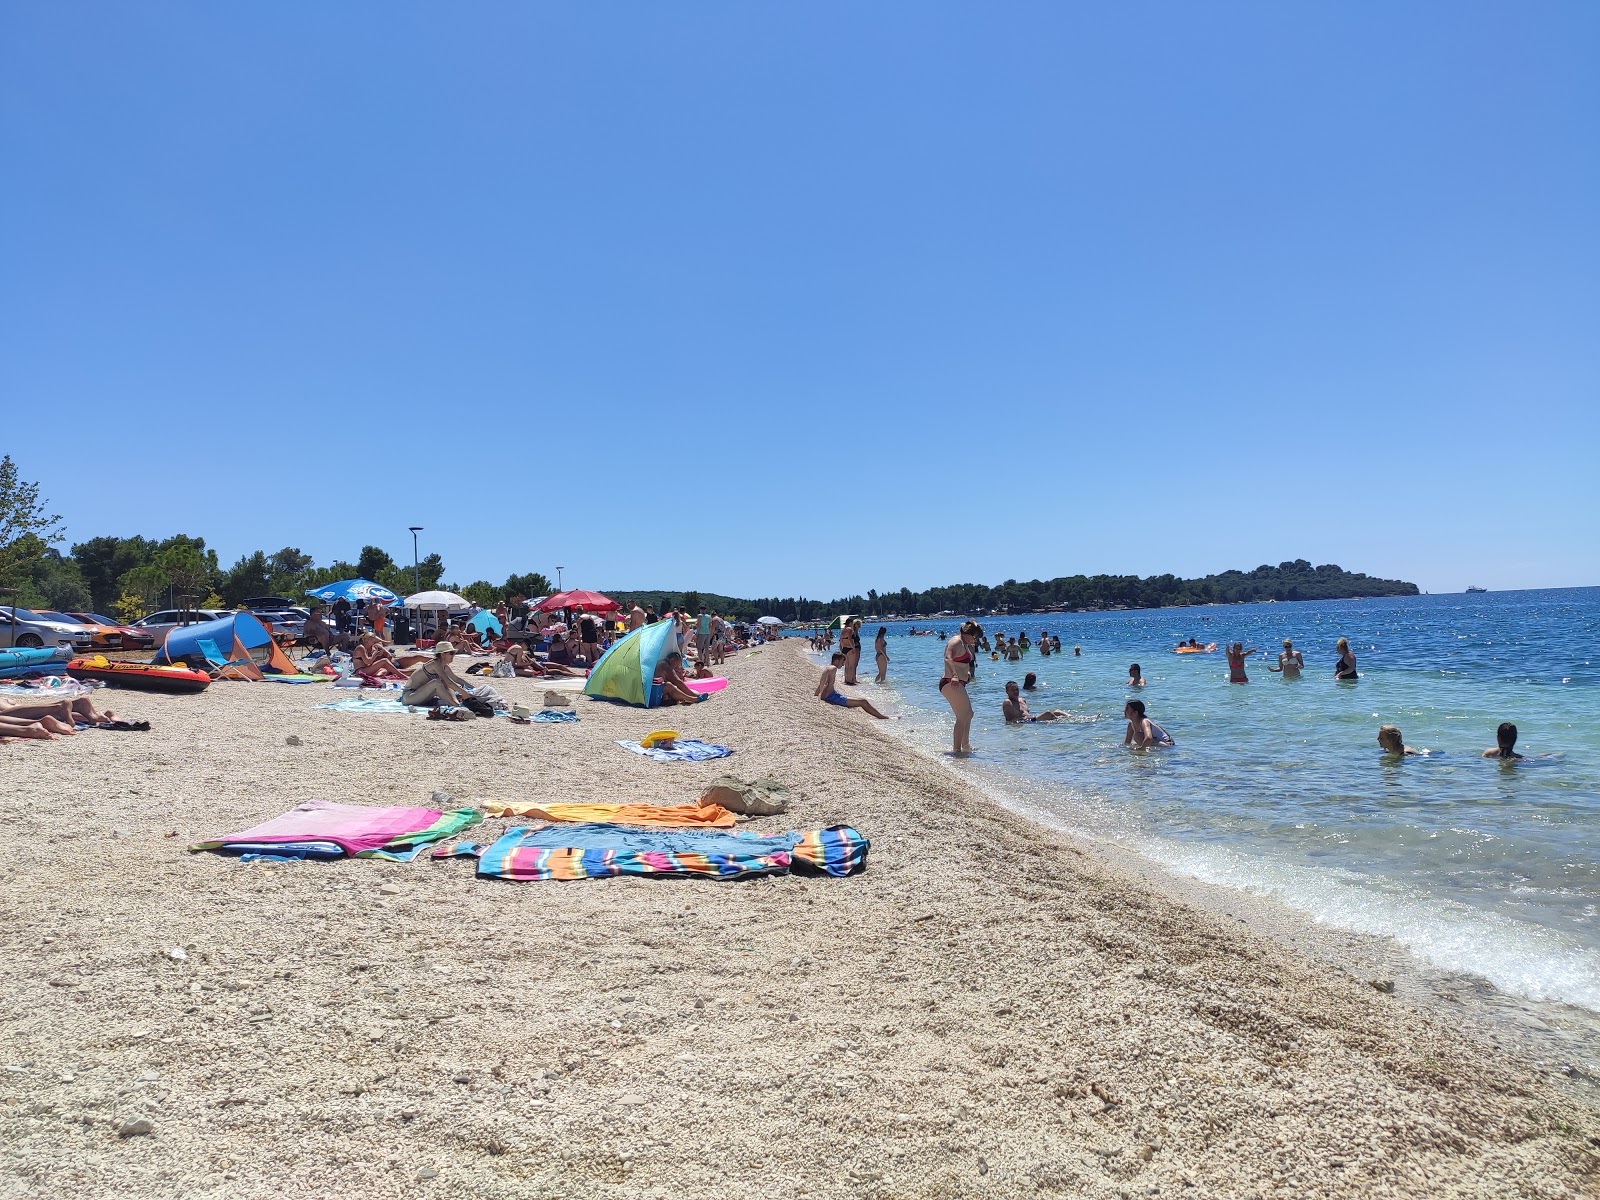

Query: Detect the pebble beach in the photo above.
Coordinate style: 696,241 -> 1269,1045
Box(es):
1,643 -> 1596,1199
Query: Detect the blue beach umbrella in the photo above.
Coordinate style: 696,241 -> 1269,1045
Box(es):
306,578 -> 399,605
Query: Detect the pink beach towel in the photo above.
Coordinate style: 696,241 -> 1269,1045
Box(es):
193,800 -> 445,856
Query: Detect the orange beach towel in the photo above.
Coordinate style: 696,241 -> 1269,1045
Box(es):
481,801 -> 736,828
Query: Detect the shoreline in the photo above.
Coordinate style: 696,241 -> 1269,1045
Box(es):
1,643 -> 1596,1197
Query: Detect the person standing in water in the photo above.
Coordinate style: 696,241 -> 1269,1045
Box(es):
1226,642 -> 1259,683
940,621 -> 981,757
1268,639 -> 1303,678
1127,663 -> 1145,687
1483,722 -> 1525,760
1334,637 -> 1359,680
874,625 -> 889,683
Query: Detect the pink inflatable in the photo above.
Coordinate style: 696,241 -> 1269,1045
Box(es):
685,676 -> 728,695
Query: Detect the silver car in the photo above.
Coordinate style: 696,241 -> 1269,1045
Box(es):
0,607 -> 95,650
128,609 -> 234,644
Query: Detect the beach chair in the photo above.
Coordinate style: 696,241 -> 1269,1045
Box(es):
197,637 -> 263,682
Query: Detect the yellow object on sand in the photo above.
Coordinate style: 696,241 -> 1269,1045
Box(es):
481,801 -> 736,828
640,729 -> 679,749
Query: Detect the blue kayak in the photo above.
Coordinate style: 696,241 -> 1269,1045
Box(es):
0,646 -> 70,679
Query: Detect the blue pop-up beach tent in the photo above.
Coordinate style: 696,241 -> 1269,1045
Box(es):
467,610 -> 502,637
583,619 -> 680,707
156,612 -> 297,675
307,579 -> 398,605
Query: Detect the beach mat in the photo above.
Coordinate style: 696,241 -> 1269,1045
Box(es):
445,823 -> 868,881
480,801 -> 736,828
316,696 -> 419,715
191,800 -> 480,859
616,738 -> 732,763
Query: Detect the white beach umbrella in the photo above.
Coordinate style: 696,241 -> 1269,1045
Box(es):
404,589 -> 470,611
757,616 -> 784,626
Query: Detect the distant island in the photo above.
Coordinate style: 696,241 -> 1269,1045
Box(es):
607,560 -> 1420,624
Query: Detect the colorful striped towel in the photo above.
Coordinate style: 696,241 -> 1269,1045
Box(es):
480,801 -> 737,828
616,738 -> 733,763
456,823 -> 869,882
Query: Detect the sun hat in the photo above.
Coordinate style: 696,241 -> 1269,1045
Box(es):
434,640 -> 457,655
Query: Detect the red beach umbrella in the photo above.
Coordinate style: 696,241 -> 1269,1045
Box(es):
537,589 -> 619,613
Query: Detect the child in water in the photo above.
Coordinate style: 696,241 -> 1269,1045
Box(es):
1377,725 -> 1423,756
1123,700 -> 1174,747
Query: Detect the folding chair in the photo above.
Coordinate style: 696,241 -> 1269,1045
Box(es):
197,638 -> 263,682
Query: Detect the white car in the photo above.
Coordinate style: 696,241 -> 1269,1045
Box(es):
0,607 -> 95,650
128,609 -> 233,644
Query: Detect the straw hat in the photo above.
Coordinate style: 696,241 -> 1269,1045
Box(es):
434,640 -> 457,655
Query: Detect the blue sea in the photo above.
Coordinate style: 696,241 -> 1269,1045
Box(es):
844,588 -> 1600,1016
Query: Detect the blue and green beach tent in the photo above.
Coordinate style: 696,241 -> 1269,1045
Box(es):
156,611 -> 297,675
583,619 -> 680,707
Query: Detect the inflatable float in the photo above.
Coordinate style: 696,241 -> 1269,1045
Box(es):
1173,643 -> 1217,654
685,676 -> 728,695
0,646 -> 70,679
66,656 -> 211,694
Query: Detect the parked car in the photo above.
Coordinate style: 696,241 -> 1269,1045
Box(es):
35,611 -> 130,650
128,609 -> 233,644
67,612 -> 158,651
247,605 -> 310,641
0,607 -> 95,650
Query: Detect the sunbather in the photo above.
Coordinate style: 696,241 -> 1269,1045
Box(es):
352,633 -> 410,680
0,711 -> 75,740
0,694 -> 116,727
401,642 -> 473,708
504,642 -> 584,679
656,651 -> 702,706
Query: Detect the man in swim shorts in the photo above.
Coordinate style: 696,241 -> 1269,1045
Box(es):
816,653 -> 887,719
1002,681 -> 1068,724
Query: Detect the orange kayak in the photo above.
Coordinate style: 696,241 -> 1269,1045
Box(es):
66,657 -> 211,694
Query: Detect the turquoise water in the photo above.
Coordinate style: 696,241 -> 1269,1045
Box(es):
851,589 -> 1600,1011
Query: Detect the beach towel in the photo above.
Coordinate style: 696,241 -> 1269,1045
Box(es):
480,801 -> 737,828
453,823 -> 869,882
315,696 -> 420,715
261,674 -> 329,684
616,738 -> 733,763
190,800 -> 480,859
530,709 -> 578,723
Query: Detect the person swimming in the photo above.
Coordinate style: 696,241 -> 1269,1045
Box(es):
1002,681 -> 1068,723
1127,663 -> 1145,688
1267,639 -> 1303,679
1022,671 -> 1038,691
1123,699 -> 1174,747
1483,722 -> 1525,760
1377,725 -> 1422,756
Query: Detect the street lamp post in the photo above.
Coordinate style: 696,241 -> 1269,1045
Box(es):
556,565 -> 565,592
409,527 -> 424,594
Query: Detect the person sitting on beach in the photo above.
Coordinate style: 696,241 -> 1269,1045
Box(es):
1226,642 -> 1258,683
655,651 -> 702,706
816,653 -> 887,719
1002,681 -> 1067,724
1378,725 -> 1423,757
690,659 -> 714,679
1123,699 -> 1174,748
503,642 -> 584,679
352,632 -> 410,680
1335,637 -> 1359,680
1127,663 -> 1146,688
303,608 -> 335,654
1268,639 -> 1304,679
1483,722 -> 1525,760
1023,671 -> 1038,690
401,642 -> 472,708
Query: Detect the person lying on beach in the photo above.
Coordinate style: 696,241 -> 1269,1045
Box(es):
1123,699 -> 1174,747
816,653 -> 887,718
655,651 -> 702,706
503,642 -> 584,679
1377,725 -> 1423,756
0,712 -> 75,741
1,694 -> 117,727
1268,639 -> 1303,678
1127,663 -> 1145,688
401,642 -> 473,708
352,633 -> 410,680
1483,722 -> 1525,760
1002,681 -> 1067,724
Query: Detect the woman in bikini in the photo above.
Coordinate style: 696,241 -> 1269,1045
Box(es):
1334,637 -> 1359,680
352,633 -> 410,680
1225,642 -> 1258,684
874,626 -> 889,683
940,621 -> 982,756
841,618 -> 862,685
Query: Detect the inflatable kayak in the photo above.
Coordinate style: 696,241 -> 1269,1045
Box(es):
1173,643 -> 1217,654
0,646 -> 70,678
66,656 -> 211,694
685,676 -> 728,695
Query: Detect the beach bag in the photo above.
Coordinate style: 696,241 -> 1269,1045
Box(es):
461,694 -> 496,718
491,658 -> 516,678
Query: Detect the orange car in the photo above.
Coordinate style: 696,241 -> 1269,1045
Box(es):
40,611 -> 157,651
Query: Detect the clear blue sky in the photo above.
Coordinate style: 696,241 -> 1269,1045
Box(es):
4,3 -> 1596,597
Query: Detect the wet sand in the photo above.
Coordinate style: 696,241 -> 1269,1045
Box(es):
0,644 -> 1595,1198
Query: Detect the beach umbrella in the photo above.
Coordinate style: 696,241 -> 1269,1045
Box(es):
403,589 -> 470,611
757,616 -> 783,626
537,589 -> 619,613
306,578 -> 399,605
